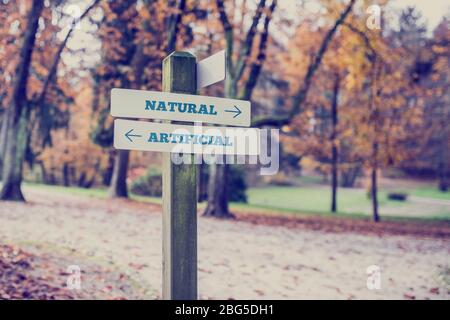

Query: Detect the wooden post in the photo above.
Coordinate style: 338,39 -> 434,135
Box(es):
162,51 -> 197,300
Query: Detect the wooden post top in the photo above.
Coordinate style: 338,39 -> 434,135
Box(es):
163,51 -> 197,94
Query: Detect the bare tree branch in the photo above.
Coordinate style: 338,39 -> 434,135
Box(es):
12,0 -> 45,119
131,0 -> 157,89
289,0 -> 355,117
252,0 -> 356,127
166,0 -> 187,54
35,0 -> 101,106
239,0 -> 277,100
343,22 -> 377,62
234,0 -> 266,82
216,0 -> 235,78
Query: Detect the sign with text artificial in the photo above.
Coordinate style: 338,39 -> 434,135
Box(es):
111,88 -> 251,127
114,119 -> 259,155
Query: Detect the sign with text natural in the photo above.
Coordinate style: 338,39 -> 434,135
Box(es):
114,119 -> 259,155
111,88 -> 251,127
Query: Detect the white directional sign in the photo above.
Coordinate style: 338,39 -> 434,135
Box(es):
197,49 -> 226,89
111,88 -> 251,127
114,119 -> 259,155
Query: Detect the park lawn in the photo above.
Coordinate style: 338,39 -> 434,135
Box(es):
245,186 -> 401,214
293,175 -> 450,201
246,186 -> 450,220
407,186 -> 450,200
25,183 -> 162,204
24,182 -> 450,221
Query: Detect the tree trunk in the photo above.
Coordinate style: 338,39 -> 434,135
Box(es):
78,172 -> 86,188
340,165 -> 361,187
84,161 -> 99,189
438,167 -> 448,192
203,76 -> 236,218
203,0 -> 279,218
70,166 -> 77,186
370,166 -> 379,222
438,174 -> 448,192
437,133 -> 448,192
49,167 -> 56,185
0,107 -> 29,200
330,74 -> 339,213
0,114 -> 7,179
108,150 -> 130,198
62,163 -> 70,186
331,146 -> 338,213
39,162 -> 47,184
197,162 -> 209,202
204,163 -> 233,218
102,151 -> 115,186
370,139 -> 380,222
0,0 -> 44,201
197,161 -> 203,202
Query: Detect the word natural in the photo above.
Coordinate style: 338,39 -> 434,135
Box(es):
145,100 -> 218,115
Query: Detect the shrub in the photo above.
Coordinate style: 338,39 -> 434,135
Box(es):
130,168 -> 162,197
228,165 -> 247,203
130,165 -> 248,202
387,192 -> 408,201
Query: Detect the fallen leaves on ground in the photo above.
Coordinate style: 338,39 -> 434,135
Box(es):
0,245 -> 75,300
233,211 -> 450,239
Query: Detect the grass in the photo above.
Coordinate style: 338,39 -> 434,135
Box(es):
246,186 -> 401,213
26,182 -> 164,204
245,185 -> 450,220
24,181 -> 450,221
408,186 -> 450,200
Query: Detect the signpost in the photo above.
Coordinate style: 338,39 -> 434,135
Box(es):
161,51 -> 197,300
110,50 -> 257,300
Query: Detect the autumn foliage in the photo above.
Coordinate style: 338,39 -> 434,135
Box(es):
0,0 -> 448,221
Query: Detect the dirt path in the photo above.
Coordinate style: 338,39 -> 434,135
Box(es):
0,186 -> 448,300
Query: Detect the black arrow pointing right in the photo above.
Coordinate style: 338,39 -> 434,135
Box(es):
224,105 -> 242,118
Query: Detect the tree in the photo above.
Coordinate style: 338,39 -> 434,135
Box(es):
429,20 -> 450,191
0,0 -> 100,201
0,0 -> 44,200
252,0 -> 356,127
203,0 -> 356,218
401,16 -> 450,191
38,82 -> 108,188
330,73 -> 340,213
279,8 -> 361,214
204,0 -> 278,218
91,0 -> 187,198
273,1 -> 430,222
342,18 -> 425,222
104,0 -> 139,198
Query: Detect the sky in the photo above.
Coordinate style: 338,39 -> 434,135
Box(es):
277,0 -> 449,30
62,0 -> 450,70
392,0 -> 449,30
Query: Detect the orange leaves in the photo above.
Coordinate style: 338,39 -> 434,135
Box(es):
37,80 -> 109,186
273,0 -> 435,172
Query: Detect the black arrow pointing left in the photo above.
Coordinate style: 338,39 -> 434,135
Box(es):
125,129 -> 142,142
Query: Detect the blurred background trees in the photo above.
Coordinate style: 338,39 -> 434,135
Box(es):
0,0 -> 448,222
